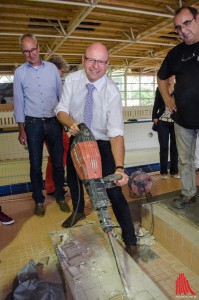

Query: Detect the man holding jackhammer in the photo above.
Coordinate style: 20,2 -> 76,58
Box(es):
55,42 -> 138,258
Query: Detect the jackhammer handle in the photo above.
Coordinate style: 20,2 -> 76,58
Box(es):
103,173 -> 123,183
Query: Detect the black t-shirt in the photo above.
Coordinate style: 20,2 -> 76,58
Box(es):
158,41 -> 199,129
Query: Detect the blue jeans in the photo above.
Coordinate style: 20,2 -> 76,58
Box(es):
25,116 -> 65,203
67,137 -> 137,246
157,120 -> 178,175
174,123 -> 198,197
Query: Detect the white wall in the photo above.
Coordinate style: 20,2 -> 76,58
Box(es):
124,121 -> 159,150
0,122 -> 159,160
0,131 -> 48,160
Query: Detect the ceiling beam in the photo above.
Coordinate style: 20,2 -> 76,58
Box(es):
27,0 -> 174,18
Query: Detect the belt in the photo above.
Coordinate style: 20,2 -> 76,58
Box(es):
159,117 -> 173,123
25,116 -> 57,121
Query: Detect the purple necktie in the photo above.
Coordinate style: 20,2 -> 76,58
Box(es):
84,83 -> 95,129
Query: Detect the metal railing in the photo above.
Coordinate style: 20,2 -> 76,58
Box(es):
0,111 -> 17,129
0,106 -> 153,129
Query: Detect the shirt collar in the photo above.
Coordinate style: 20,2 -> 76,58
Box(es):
92,76 -> 106,92
26,58 -> 44,68
83,70 -> 106,92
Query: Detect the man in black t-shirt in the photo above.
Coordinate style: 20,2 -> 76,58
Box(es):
157,6 -> 199,209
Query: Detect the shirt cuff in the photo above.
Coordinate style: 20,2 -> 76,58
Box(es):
108,128 -> 124,138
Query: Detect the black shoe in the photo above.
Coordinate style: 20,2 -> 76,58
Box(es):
173,194 -> 196,209
62,212 -> 85,228
47,192 -> 55,197
125,245 -> 139,261
57,200 -> 70,213
0,206 -> 14,225
34,203 -> 45,217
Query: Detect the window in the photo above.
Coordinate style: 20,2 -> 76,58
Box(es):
0,75 -> 14,83
111,71 -> 157,106
0,76 -> 14,103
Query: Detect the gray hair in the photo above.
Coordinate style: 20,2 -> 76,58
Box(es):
49,55 -> 68,72
19,33 -> 38,50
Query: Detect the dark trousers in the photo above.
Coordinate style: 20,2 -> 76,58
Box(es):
67,137 -> 137,246
157,120 -> 178,175
25,116 -> 65,203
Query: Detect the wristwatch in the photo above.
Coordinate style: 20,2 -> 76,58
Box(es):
115,166 -> 124,170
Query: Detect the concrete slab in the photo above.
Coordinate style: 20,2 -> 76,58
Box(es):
50,222 -> 168,300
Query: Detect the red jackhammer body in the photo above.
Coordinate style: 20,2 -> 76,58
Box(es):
70,123 -> 121,233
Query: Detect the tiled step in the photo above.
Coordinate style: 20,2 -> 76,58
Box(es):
142,201 -> 199,276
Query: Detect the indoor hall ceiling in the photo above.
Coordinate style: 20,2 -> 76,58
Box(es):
0,0 -> 199,75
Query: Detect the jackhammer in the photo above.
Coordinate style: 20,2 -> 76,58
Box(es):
70,123 -> 129,296
70,123 -> 122,233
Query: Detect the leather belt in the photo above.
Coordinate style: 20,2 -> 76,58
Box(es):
159,117 -> 173,123
26,116 -> 57,121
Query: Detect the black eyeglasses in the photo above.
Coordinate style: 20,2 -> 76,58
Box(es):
181,52 -> 197,62
174,17 -> 195,33
181,44 -> 199,62
84,56 -> 108,65
22,47 -> 38,56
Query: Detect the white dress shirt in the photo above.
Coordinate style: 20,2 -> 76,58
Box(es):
55,70 -> 124,140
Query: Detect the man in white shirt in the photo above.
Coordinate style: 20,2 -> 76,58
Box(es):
55,42 -> 138,257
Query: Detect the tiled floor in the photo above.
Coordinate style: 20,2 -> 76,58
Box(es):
1,173 -> 199,299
